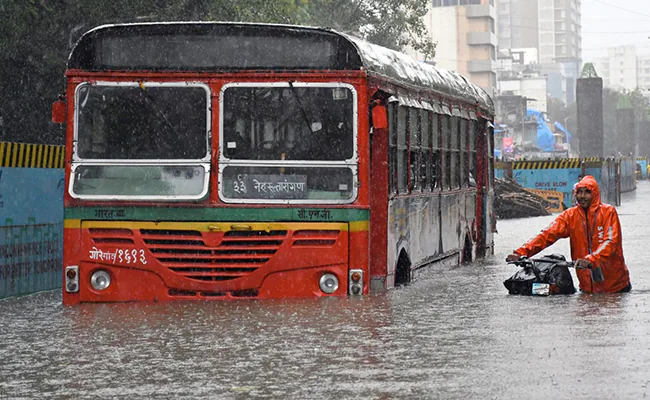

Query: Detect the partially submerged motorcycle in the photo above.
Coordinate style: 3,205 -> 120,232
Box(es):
504,254 -> 577,296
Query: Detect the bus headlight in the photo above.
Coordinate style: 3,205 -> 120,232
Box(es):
349,269 -> 364,295
319,273 -> 339,294
65,266 -> 79,293
90,270 -> 111,291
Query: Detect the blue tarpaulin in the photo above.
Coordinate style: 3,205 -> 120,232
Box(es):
527,109 -> 554,151
554,121 -> 572,143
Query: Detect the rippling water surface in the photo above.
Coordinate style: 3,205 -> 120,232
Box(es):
2,183 -> 650,399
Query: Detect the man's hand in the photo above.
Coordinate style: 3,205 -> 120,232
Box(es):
575,258 -> 592,269
506,253 -> 521,262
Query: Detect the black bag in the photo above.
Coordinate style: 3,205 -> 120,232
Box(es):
504,254 -> 576,295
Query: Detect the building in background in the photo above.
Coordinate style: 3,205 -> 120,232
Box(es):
410,0 -> 497,96
496,0 -> 582,104
495,46 -> 576,159
497,48 -> 548,113
499,73 -> 547,113
496,0 -> 539,50
592,46 -> 650,98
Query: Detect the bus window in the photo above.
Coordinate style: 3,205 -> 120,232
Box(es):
222,85 -> 354,161
219,83 -> 358,203
469,120 -> 477,186
408,107 -> 420,192
397,105 -> 408,194
441,114 -> 450,190
451,116 -> 460,189
388,103 -> 397,195
460,118 -> 468,188
431,113 -> 440,190
420,109 -> 430,191
72,82 -> 210,199
76,84 -> 208,160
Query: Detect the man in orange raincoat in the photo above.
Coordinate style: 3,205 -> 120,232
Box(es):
506,175 -> 631,293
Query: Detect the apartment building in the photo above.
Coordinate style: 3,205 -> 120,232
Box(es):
496,0 -> 582,103
592,46 -> 650,97
412,0 -> 498,96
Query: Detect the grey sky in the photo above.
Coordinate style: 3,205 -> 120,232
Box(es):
582,0 -> 650,60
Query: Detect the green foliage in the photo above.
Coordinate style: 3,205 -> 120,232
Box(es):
549,87 -> 650,157
0,0 -> 435,144
300,0 -> 435,58
602,88 -> 650,156
627,88 -> 650,122
546,97 -> 576,139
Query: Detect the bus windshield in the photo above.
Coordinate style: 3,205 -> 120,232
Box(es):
219,83 -> 358,203
76,83 -> 208,159
71,82 -> 210,200
222,85 -> 354,161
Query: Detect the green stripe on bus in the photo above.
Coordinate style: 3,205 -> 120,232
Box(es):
64,206 -> 370,222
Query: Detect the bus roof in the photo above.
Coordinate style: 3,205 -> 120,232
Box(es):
69,21 -> 493,112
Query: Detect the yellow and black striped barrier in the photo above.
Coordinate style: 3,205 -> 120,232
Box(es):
0,141 -> 65,168
524,188 -> 565,213
495,158 -> 602,170
512,159 -> 581,169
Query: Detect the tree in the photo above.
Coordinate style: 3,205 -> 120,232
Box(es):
627,88 -> 650,122
545,97 -> 577,146
601,87 -> 650,157
300,0 -> 435,58
546,97 -> 576,131
0,0 -> 435,145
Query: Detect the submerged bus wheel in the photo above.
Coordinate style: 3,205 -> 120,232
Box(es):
395,250 -> 411,286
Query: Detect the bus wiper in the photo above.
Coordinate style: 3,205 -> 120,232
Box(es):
288,81 -> 326,157
138,81 -> 174,130
288,81 -> 315,135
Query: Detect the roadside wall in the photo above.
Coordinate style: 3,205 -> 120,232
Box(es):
495,157 -> 632,209
600,158 -> 620,207
620,157 -> 637,192
0,141 -> 64,299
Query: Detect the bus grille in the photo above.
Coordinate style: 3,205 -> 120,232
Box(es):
88,227 -> 341,282
139,229 -> 287,282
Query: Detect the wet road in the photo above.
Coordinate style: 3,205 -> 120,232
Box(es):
2,184 -> 650,399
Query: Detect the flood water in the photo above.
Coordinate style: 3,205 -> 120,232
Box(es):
2,183 -> 650,399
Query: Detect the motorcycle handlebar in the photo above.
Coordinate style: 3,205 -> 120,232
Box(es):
506,256 -> 532,267
506,256 -> 575,268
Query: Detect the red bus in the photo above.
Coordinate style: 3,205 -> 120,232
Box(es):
52,22 -> 495,304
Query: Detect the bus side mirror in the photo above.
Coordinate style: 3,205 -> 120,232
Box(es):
371,104 -> 388,130
52,99 -> 67,124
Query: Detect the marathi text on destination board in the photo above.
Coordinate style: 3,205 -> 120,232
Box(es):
231,174 -> 307,199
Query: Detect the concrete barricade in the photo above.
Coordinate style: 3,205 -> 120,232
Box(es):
0,141 -> 64,299
495,157 -> 630,209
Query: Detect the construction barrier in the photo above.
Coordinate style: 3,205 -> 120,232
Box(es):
495,156 -> 633,208
524,188 -> 565,213
0,141 -> 65,168
1,141 -> 64,299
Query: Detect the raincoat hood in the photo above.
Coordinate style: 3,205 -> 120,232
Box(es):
575,175 -> 601,209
